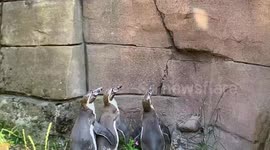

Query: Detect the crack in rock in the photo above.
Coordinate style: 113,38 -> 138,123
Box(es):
153,0 -> 177,50
157,58 -> 170,95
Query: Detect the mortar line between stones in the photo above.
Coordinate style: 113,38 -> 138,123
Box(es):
1,43 -> 83,47
80,0 -> 89,92
86,42 -> 173,49
232,60 -> 270,68
86,41 -> 270,69
0,92 -> 181,103
3,0 -> 25,2
0,91 -> 83,102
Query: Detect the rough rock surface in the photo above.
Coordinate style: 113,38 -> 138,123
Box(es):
114,95 -> 200,130
162,58 -> 270,142
1,0 -> 82,45
0,0 -> 269,149
205,127 -> 253,150
0,95 -> 64,144
156,0 -> 270,66
0,95 -> 199,147
170,129 -> 203,150
0,45 -> 86,99
177,114 -> 202,132
206,61 -> 270,142
87,45 -> 172,95
83,0 -> 171,47
161,57 -> 212,101
253,110 -> 270,150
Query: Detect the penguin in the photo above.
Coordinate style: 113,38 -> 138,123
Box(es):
97,85 -> 123,150
70,87 -> 117,150
140,86 -> 166,150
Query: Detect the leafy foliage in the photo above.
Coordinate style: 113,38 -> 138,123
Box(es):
119,138 -> 140,150
0,121 -> 69,150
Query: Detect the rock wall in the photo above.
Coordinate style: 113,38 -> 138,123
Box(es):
0,0 -> 270,149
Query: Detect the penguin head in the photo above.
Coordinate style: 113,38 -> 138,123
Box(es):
81,87 -> 103,112
103,85 -> 122,120
104,85 -> 122,107
142,85 -> 154,112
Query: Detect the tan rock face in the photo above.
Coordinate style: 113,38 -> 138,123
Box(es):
162,58 -> 270,141
87,45 -> 171,94
207,61 -> 270,141
161,59 -> 212,101
253,111 -> 270,150
156,0 -> 270,66
0,45 -> 86,99
103,95 -> 200,130
83,0 -> 171,47
208,127 -> 253,150
1,0 -> 82,45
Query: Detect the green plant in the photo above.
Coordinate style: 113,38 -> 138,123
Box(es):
28,135 -> 36,150
0,121 -> 62,150
44,122 -> 52,150
0,125 -> 23,146
197,142 -> 209,150
0,131 -> 8,144
119,138 -> 140,150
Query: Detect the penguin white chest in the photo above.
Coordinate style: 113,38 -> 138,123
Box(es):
113,121 -> 119,150
109,98 -> 119,111
89,124 -> 97,150
86,103 -> 96,118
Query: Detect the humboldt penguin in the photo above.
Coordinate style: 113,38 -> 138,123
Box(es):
97,85 -> 123,150
70,87 -> 117,150
140,86 -> 166,150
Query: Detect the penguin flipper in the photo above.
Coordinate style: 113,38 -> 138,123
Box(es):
93,122 -> 117,146
117,128 -> 126,142
116,120 -> 129,142
160,122 -> 171,144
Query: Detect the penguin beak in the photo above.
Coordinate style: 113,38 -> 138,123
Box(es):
109,85 -> 122,99
85,87 -> 103,103
92,87 -> 103,97
112,85 -> 122,94
144,85 -> 153,101
148,85 -> 153,96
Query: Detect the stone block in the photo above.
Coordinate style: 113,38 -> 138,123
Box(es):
0,45 -> 86,99
156,0 -> 270,66
161,58 -> 212,101
206,61 -> 270,141
1,0 -> 82,45
87,44 -> 172,94
208,127 -> 253,150
162,58 -> 270,141
83,0 -> 171,47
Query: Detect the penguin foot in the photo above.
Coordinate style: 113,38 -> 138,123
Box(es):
177,114 -> 201,132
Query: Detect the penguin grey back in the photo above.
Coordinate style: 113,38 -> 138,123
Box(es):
71,109 -> 97,150
70,87 -> 102,150
141,86 -> 165,150
97,86 -> 122,150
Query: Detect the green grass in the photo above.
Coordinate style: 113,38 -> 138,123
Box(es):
196,142 -> 209,150
119,138 -> 140,150
0,121 -> 69,150
0,121 -> 139,150
0,121 -> 24,147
